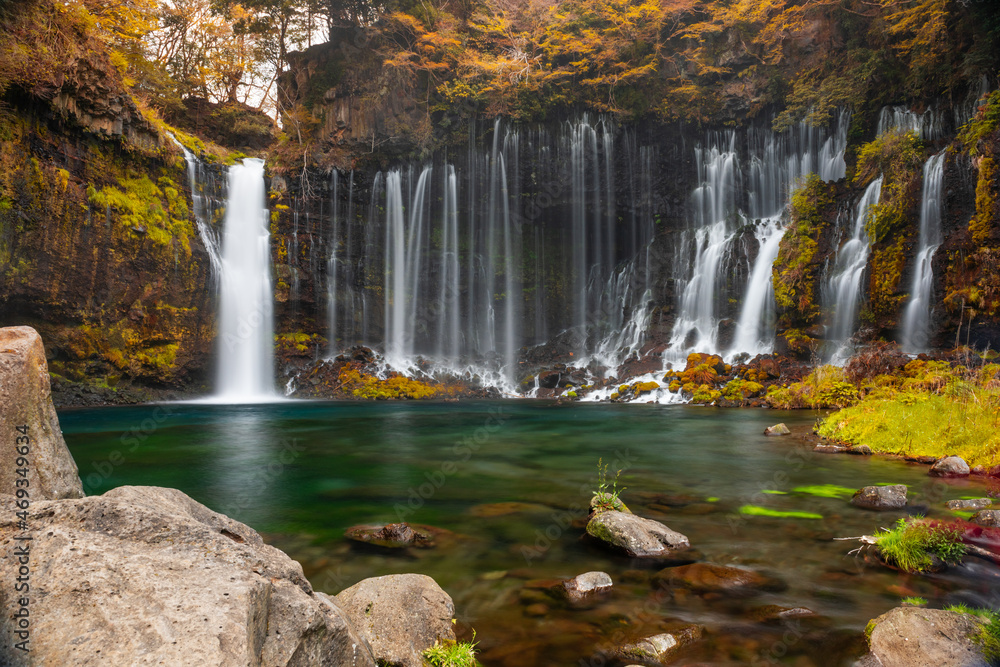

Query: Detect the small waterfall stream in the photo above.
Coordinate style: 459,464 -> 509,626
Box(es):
824,177 -> 883,363
900,152 -> 946,352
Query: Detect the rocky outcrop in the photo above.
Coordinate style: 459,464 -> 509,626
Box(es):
0,327 -> 84,499
334,574 -> 456,667
861,606 -> 990,667
0,485 -> 377,666
586,510 -> 690,557
851,485 -> 907,510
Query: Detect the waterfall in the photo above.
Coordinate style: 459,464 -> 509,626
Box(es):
824,176 -> 884,363
730,217 -> 785,356
665,111 -> 850,364
877,105 -> 945,141
215,159 -> 275,400
901,152 -> 946,352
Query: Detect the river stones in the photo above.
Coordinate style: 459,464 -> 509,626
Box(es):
0,485 -> 376,667
764,423 -> 791,436
930,456 -> 971,477
585,510 -> 690,558
971,510 -> 1000,527
652,563 -> 784,595
563,571 -> 613,602
334,574 -> 456,667
611,626 -> 702,666
0,326 -> 84,500
861,606 -> 990,667
851,485 -> 907,510
946,498 -> 992,511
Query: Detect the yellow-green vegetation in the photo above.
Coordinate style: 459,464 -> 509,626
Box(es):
772,175 -> 832,328
87,175 -> 194,252
818,360 -> 1000,467
766,365 -> 859,409
721,378 -> 764,403
276,332 -> 325,355
738,506 -> 822,520
866,241 -> 908,323
958,89 -> 1000,155
855,131 -> 924,243
901,596 -> 928,606
945,605 -> 1000,662
791,484 -> 855,498
970,156 -> 997,245
423,636 -> 480,667
592,457 -> 628,514
337,368 -> 440,400
873,518 -> 966,573
690,384 -> 722,404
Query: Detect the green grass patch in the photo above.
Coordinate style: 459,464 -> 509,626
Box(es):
818,391 -> 1000,468
423,636 -> 480,667
738,505 -> 823,520
761,489 -> 787,495
874,518 -> 966,573
791,484 -> 856,498
901,596 -> 927,606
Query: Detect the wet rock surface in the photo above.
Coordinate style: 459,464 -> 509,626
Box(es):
931,456 -> 972,477
585,510 -> 690,558
851,485 -> 908,510
652,563 -> 784,595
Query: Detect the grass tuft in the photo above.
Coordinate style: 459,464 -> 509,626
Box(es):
874,518 -> 966,573
422,634 -> 480,667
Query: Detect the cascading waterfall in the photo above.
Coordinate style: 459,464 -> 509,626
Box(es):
877,106 -> 946,142
900,152 -> 946,353
322,116 -> 652,388
824,176 -> 884,363
666,111 -> 850,364
215,159 -> 275,400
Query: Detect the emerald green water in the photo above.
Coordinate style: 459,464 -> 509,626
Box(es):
61,401 -> 1000,665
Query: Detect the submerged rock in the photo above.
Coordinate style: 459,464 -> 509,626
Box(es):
930,456 -> 971,477
345,522 -> 434,549
611,626 -> 702,666
563,571 -> 613,602
815,443 -> 850,454
764,423 -> 791,436
0,326 -> 84,500
334,574 -> 456,667
585,510 -> 690,558
851,485 -> 907,510
0,486 -> 377,667
862,606 -> 990,667
946,498 -> 992,511
653,563 -> 784,595
971,510 -> 1000,527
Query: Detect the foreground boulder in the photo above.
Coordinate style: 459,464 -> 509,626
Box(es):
764,423 -> 791,436
0,326 -> 84,499
930,456 -> 971,477
334,574 -> 455,667
586,510 -> 690,557
851,485 -> 907,510
861,606 -> 990,666
0,485 -> 376,666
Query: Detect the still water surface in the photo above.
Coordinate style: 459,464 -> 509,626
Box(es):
61,401 -> 1000,665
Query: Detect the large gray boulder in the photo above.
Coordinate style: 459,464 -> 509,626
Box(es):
334,574 -> 456,667
861,606 -> 989,667
586,510 -> 690,557
0,486 -> 376,667
971,510 -> 1000,527
851,485 -> 907,510
0,326 -> 84,499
